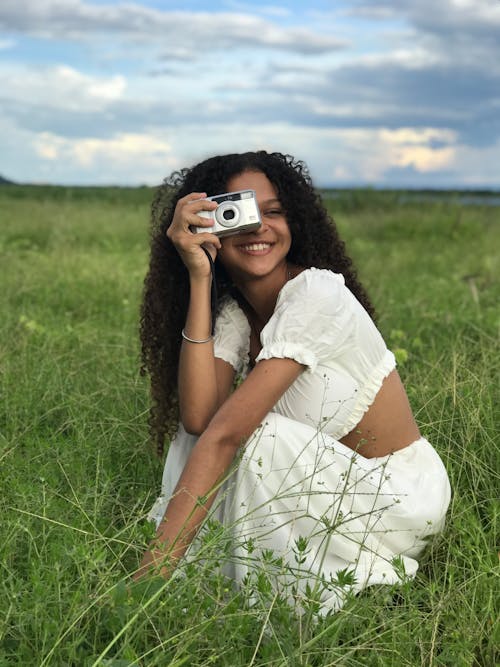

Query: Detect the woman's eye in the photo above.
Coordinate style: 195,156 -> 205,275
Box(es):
265,209 -> 282,216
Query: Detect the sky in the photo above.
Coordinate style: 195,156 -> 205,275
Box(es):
0,0 -> 499,188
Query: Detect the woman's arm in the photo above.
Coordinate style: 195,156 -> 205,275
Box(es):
166,192 -> 234,434
135,356 -> 304,579
178,275 -> 236,434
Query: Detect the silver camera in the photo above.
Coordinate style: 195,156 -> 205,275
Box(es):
193,189 -> 262,237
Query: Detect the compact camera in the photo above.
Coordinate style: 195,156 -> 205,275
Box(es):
193,189 -> 262,237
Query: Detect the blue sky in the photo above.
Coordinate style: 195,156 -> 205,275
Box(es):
1,0 -> 499,187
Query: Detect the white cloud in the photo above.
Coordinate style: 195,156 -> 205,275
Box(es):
350,0 -> 500,28
345,47 -> 443,70
378,128 -> 456,172
0,38 -> 16,49
159,122 -> 461,186
299,126 -> 457,183
32,131 -> 177,183
0,63 -> 126,111
0,1 -> 499,187
225,1 -> 292,18
1,115 -> 497,187
436,0 -> 500,26
0,0 -> 346,55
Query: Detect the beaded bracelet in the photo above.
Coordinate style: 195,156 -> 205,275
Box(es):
181,328 -> 213,344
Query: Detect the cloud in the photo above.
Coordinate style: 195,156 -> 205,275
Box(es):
32,131 -> 177,184
349,0 -> 500,28
0,0 -> 346,55
225,1 -> 292,18
258,39 -> 500,149
0,63 -> 125,112
335,0 -> 500,109
34,131 -> 169,165
0,37 -> 16,49
1,46 -> 497,178
378,128 -> 456,172
153,122 -> 463,186
1,0 -> 499,186
298,126 -> 457,183
2,114 -> 497,187
348,0 -> 500,62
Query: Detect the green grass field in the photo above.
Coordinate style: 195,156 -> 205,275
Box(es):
1,185 -> 498,666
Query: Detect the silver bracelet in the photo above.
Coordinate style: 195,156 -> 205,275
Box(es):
181,328 -> 213,344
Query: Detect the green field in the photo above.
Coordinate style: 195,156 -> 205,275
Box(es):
1,185 -> 498,666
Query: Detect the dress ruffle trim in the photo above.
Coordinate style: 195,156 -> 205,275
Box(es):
214,347 -> 246,374
255,342 -> 318,373
213,297 -> 250,375
336,349 -> 396,439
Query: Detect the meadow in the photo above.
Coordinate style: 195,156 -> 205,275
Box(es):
0,184 -> 498,666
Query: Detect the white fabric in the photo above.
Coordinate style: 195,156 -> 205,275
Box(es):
213,296 -> 250,376
215,269 -> 396,440
148,268 -> 451,611
148,417 -> 451,612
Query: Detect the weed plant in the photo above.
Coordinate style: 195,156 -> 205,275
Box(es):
0,186 -> 498,665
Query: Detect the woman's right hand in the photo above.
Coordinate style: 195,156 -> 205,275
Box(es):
167,192 -> 222,279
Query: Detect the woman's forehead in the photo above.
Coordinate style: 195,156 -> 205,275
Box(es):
226,170 -> 278,199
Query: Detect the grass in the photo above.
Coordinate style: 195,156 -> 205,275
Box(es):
0,185 -> 498,666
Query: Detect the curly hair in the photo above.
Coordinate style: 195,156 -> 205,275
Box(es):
140,151 -> 375,456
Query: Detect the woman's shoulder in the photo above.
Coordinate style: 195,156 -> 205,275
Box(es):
258,268 -> 358,369
214,296 -> 250,374
277,267 -> 347,307
216,295 -> 250,334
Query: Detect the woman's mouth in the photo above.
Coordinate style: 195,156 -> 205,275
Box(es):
238,242 -> 273,254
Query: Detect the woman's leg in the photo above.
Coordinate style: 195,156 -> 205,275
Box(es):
216,413 -> 449,611
147,424 -> 199,527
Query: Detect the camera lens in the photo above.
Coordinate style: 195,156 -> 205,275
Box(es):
216,203 -> 240,227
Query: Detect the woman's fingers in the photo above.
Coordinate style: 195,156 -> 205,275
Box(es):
175,231 -> 221,253
168,216 -> 220,245
201,242 -> 219,262
168,193 -> 217,234
179,193 -> 217,219
185,195 -> 218,213
166,192 -> 222,276
167,214 -> 210,240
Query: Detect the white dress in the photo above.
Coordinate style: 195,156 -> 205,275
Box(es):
148,269 -> 451,611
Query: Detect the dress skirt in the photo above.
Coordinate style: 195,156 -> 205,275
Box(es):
147,412 -> 451,611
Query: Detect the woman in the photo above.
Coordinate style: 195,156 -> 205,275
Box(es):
137,151 -> 450,611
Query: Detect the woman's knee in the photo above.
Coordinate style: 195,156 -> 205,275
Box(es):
253,411 -> 301,437
244,411 -> 320,469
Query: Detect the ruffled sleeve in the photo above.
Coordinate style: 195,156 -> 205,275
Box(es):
213,297 -> 250,375
256,269 -> 355,373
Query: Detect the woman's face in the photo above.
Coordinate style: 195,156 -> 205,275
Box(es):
217,170 -> 291,283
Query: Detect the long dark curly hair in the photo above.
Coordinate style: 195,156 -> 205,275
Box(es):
140,151 -> 375,455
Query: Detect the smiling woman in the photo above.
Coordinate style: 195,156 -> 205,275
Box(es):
136,150 -> 450,612
216,171 -> 292,289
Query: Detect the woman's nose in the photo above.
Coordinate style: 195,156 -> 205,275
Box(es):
255,218 -> 269,234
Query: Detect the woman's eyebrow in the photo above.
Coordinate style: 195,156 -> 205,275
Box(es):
260,198 -> 281,206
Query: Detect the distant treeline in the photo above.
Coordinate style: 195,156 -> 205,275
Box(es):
1,181 -> 499,212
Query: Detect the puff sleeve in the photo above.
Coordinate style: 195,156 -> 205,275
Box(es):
255,269 -> 355,373
213,297 -> 251,375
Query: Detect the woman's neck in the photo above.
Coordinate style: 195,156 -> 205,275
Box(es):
234,261 -> 294,325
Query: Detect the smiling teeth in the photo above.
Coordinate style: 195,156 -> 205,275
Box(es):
242,243 -> 270,251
